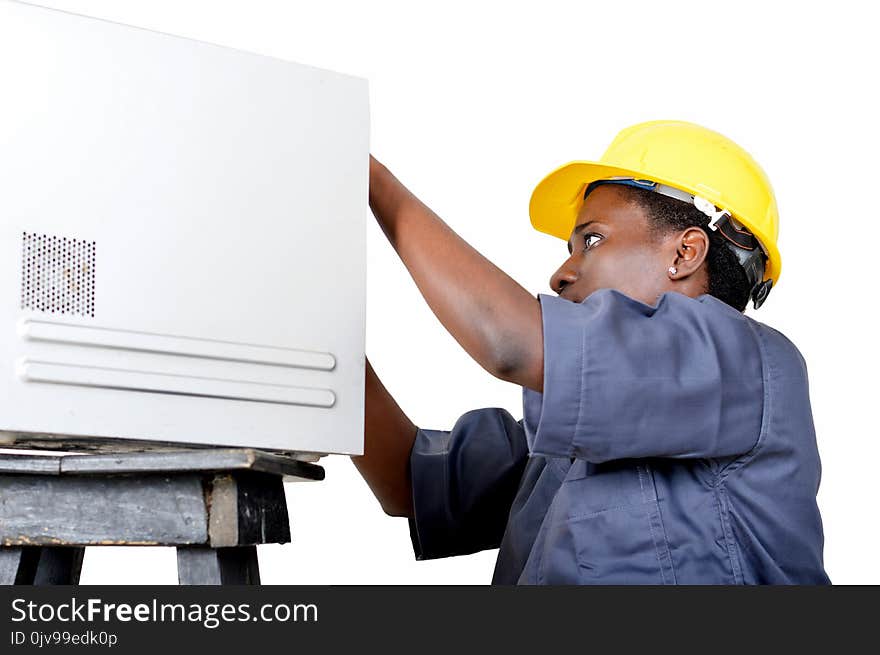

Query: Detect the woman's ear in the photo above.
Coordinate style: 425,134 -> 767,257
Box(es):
668,227 -> 709,280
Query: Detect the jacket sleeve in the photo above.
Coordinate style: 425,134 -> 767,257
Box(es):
522,289 -> 765,463
408,407 -> 529,561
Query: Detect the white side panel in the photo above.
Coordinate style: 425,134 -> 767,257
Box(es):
0,1 -> 368,454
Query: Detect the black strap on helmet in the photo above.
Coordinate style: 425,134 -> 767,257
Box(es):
712,214 -> 771,309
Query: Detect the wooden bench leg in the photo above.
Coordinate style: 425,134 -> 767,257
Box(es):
176,545 -> 261,585
0,546 -> 85,585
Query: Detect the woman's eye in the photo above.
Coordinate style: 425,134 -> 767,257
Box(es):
583,233 -> 603,251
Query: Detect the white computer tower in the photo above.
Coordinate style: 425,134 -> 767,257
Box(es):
0,1 -> 369,455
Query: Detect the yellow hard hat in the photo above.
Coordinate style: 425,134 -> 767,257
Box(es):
529,120 -> 781,304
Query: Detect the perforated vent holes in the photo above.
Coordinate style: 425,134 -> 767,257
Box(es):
20,232 -> 96,317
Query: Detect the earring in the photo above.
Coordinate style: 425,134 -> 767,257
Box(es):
668,266 -> 677,276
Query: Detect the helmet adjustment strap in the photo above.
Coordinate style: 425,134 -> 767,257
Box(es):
583,177 -> 772,309
713,214 -> 769,308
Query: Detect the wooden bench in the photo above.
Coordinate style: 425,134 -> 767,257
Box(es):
0,447 -> 323,585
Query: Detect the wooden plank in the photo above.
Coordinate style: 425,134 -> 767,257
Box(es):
0,474 -> 208,546
0,454 -> 62,475
177,546 -> 261,585
31,547 -> 85,584
207,475 -> 239,548
58,448 -> 324,480
207,472 -> 290,548
0,470 -> 290,547
0,546 -> 85,584
233,472 -> 291,546
5,435 -> 323,465
1,435 -> 209,454
0,548 -> 36,584
247,450 -> 325,480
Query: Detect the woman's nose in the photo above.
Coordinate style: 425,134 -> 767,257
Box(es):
550,261 -> 579,295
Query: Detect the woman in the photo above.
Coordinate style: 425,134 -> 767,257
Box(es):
353,120 -> 829,584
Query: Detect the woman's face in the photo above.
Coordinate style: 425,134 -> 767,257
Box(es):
549,184 -> 688,305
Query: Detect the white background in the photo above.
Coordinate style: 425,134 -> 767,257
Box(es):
18,0 -> 879,585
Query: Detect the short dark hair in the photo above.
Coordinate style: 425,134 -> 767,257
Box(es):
621,186 -> 752,312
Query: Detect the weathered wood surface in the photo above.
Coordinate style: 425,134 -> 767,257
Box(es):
0,434 -> 194,454
0,546 -> 84,585
0,455 -> 61,475
0,448 -> 324,481
2,434 -> 319,461
0,474 -> 209,546
0,470 -> 290,547
208,472 -> 291,547
177,546 -> 261,585
0,446 -> 305,584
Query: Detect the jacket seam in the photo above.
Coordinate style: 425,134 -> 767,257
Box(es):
638,465 -> 669,584
647,463 -> 678,584
536,482 -> 568,585
569,318 -> 587,458
636,464 -> 676,584
717,318 -> 770,482
714,484 -> 744,584
637,466 -> 665,584
439,433 -> 454,556
564,499 -> 653,522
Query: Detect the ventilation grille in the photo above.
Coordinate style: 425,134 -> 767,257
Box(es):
20,232 -> 96,317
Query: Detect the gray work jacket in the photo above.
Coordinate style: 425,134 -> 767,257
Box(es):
408,289 -> 830,584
